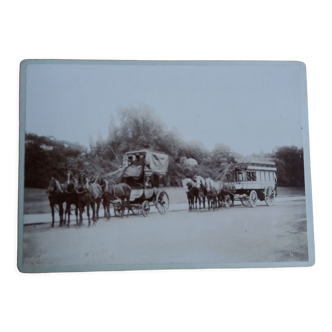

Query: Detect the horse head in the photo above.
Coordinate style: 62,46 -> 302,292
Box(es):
46,177 -> 63,196
65,171 -> 76,194
182,178 -> 193,193
194,175 -> 206,189
76,173 -> 88,193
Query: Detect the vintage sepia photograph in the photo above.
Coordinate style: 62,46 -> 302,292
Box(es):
18,60 -> 314,272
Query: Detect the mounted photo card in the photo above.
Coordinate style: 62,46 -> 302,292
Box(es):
18,60 -> 315,273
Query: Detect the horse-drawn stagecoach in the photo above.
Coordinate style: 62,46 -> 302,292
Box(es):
230,160 -> 278,207
114,149 -> 170,216
183,159 -> 278,211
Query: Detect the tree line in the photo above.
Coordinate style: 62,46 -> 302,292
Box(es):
24,107 -> 305,188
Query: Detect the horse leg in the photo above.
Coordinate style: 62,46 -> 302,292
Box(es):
78,203 -> 84,226
75,205 -> 78,225
50,203 -> 55,228
66,202 -> 70,227
91,201 -> 95,222
87,203 -> 91,226
96,199 -> 101,220
59,203 -> 64,227
104,196 -> 110,219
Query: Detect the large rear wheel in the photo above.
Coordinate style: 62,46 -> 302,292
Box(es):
264,186 -> 275,206
155,191 -> 169,215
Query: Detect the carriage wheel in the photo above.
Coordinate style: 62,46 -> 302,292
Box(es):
224,195 -> 232,208
155,191 -> 169,215
240,197 -> 249,206
114,203 -> 124,218
248,190 -> 257,208
131,204 -> 141,216
142,200 -> 150,217
264,186 -> 275,206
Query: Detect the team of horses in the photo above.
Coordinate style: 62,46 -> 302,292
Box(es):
46,171 -> 234,226
46,171 -> 131,227
182,175 -> 236,211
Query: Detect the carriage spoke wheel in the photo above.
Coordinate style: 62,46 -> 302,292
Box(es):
224,195 -> 232,208
142,200 -> 150,217
240,196 -> 249,206
264,186 -> 275,206
155,191 -> 169,215
131,205 -> 141,216
114,203 -> 124,218
248,190 -> 258,208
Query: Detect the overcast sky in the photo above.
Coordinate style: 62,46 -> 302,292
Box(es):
25,61 -> 305,155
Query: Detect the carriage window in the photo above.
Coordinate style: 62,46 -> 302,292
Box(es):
246,172 -> 252,181
246,171 -> 256,181
237,172 -> 243,181
256,172 -> 261,181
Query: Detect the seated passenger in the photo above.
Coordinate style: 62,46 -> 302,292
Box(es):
145,176 -> 152,188
133,154 -> 141,166
128,155 -> 133,166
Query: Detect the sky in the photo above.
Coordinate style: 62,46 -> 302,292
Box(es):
25,61 -> 305,156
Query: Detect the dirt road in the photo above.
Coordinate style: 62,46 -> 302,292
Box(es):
21,199 -> 308,272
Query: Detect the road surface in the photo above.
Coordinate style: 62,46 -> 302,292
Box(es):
21,198 -> 308,271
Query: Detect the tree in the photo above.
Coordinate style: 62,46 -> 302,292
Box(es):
273,146 -> 304,187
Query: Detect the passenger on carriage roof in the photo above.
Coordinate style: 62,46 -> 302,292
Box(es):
133,154 -> 141,166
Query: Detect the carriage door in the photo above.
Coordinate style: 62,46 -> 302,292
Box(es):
159,175 -> 166,188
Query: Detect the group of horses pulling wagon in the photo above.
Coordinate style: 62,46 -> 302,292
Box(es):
46,149 -> 278,227
182,160 -> 278,211
46,150 -> 170,227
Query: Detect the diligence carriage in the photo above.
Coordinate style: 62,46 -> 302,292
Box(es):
220,160 -> 278,208
116,150 -> 170,216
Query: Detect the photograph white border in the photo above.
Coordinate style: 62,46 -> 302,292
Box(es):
17,58 -> 317,273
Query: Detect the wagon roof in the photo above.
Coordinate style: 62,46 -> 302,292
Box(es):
125,149 -> 167,156
234,160 -> 277,171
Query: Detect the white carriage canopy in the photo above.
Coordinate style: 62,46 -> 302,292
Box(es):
102,150 -> 169,184
123,150 -> 169,176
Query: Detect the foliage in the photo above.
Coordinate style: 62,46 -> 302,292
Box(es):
24,107 -> 305,188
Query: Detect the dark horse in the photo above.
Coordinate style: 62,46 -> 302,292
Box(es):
102,182 -> 131,219
75,173 -> 102,226
219,182 -> 236,208
64,171 -> 79,227
94,175 -> 110,219
46,177 -> 66,227
182,178 -> 199,211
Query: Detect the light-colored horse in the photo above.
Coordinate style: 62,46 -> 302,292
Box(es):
205,177 -> 220,210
